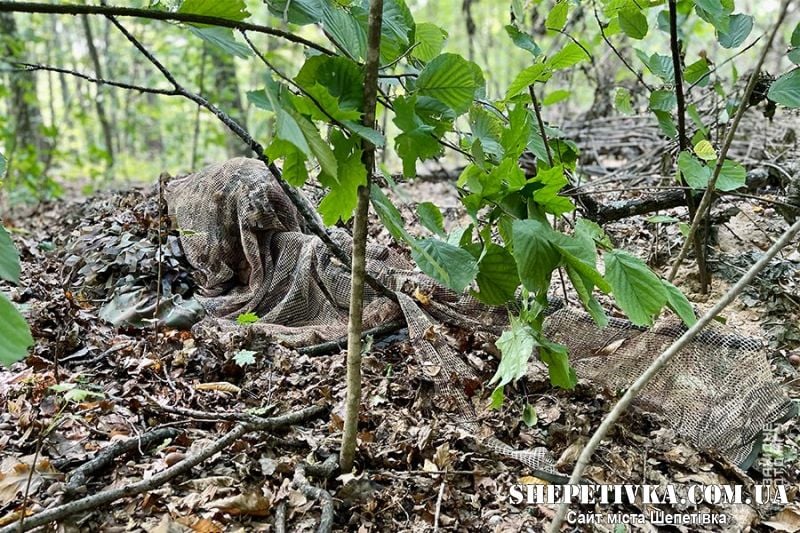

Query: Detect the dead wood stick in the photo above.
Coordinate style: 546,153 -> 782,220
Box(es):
433,480 -> 446,532
548,216 -> 800,532
297,320 -> 406,356
63,427 -> 179,498
293,463 -> 335,533
0,404 -> 327,533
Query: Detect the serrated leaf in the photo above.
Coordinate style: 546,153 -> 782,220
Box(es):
417,202 -> 446,237
614,87 -> 634,115
653,110 -> 677,138
473,243 -> 519,305
684,58 -> 710,85
512,219 -> 560,294
505,64 -> 547,101
393,95 -> 442,176
318,148 -> 367,225
678,151 -> 712,189
412,22 -> 448,62
0,293 -> 33,367
717,13 -> 752,49
178,0 -> 250,21
538,336 -> 576,389
693,139 -> 717,161
505,24 -> 541,56
649,89 -> 677,111
0,226 -> 20,284
619,8 -> 648,40
768,69 -> 800,108
376,0 -> 416,64
716,159 -> 746,191
662,280 -> 696,326
416,53 -> 483,114
186,26 -> 250,58
234,349 -> 257,367
370,186 -> 410,243
468,106 -> 504,160
490,317 -> 535,388
547,42 -> 589,71
603,250 -> 668,326
411,238 -> 478,292
546,1 -> 569,31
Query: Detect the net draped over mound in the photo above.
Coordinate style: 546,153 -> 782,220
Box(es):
166,157 -> 794,476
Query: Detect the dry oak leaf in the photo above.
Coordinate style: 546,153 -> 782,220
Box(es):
0,455 -> 62,504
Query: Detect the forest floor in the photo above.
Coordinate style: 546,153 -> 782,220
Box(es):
1,118 -> 800,532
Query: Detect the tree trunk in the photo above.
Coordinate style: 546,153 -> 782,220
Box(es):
208,45 -> 250,157
340,0 -> 384,474
81,14 -> 116,168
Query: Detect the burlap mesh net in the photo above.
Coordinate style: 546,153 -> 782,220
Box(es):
167,157 -> 795,477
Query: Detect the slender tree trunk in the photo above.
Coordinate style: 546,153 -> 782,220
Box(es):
340,0 -> 384,474
191,43 -> 208,168
81,14 -> 115,168
208,45 -> 250,157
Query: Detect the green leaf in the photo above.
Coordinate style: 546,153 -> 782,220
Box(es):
234,349 -> 257,366
412,22 -> 448,62
294,55 -> 364,116
393,95 -> 442,176
416,53 -> 484,114
417,202 -> 446,236
512,219 -> 560,294
604,250 -> 668,326
768,69 -> 800,108
662,280 -> 697,326
531,165 -> 575,215
717,13 -> 752,49
538,337 -> 576,389
266,0 -> 324,25
678,151 -> 712,189
322,2 -> 366,58
546,1 -> 569,31
546,42 -> 589,71
522,403 -> 538,427
637,51 -> 674,82
473,243 -> 519,305
647,215 -> 679,224
178,0 -> 250,21
505,64 -> 547,101
411,238 -> 478,292
186,26 -> 250,58
370,186 -> 411,242
542,90 -> 570,106
716,159 -> 746,191
649,89 -> 677,111
377,0 -> 416,64
0,226 -> 20,284
468,106 -> 504,160
318,147 -> 367,225
342,121 -> 386,147
614,88 -> 635,115
653,110 -> 677,138
490,316 -> 536,388
0,293 -> 33,367
236,312 -> 259,325
505,24 -> 541,56
684,58 -> 710,85
788,48 -> 800,65
619,8 -> 648,40
489,386 -> 505,409
0,152 -> 6,177
792,22 -> 800,47
693,139 -> 717,161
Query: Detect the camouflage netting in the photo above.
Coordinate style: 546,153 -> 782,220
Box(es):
166,157 -> 795,477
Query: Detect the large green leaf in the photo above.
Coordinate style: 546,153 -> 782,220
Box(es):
412,22 -> 448,62
546,1 -> 569,31
322,2 -> 366,58
619,8 -> 648,40
505,24 -> 541,56
186,26 -> 250,58
295,56 -> 364,111
489,316 -> 536,388
546,42 -> 589,71
266,0 -> 324,25
377,0 -> 416,64
505,64 -> 547,101
537,336 -> 576,389
178,0 -> 250,21
604,250 -> 668,326
662,280 -> 697,326
416,53 -> 484,115
317,144 -> 367,226
393,95 -> 442,176
417,202 -> 446,236
678,151 -> 711,189
0,293 -> 32,367
768,69 -> 800,108
468,106 -> 504,161
716,159 -> 746,191
717,14 -> 753,49
0,226 -> 20,284
370,186 -> 410,243
411,238 -> 478,292
512,219 -> 560,294
473,243 -> 519,305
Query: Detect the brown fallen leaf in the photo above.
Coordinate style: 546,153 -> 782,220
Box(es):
0,455 -> 62,504
763,505 -> 800,532
205,491 -> 272,516
194,382 -> 241,394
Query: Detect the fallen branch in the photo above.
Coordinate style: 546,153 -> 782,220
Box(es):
547,215 -> 800,532
297,319 -> 406,356
63,427 -> 179,498
292,463 -> 335,533
0,404 -> 327,533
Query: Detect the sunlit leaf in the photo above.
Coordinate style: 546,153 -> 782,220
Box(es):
618,8 -> 648,40
416,53 -> 484,114
604,250 -> 668,326
412,22 -> 447,62
693,139 -> 717,161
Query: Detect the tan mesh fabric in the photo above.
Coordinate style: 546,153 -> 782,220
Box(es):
167,157 -> 794,475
